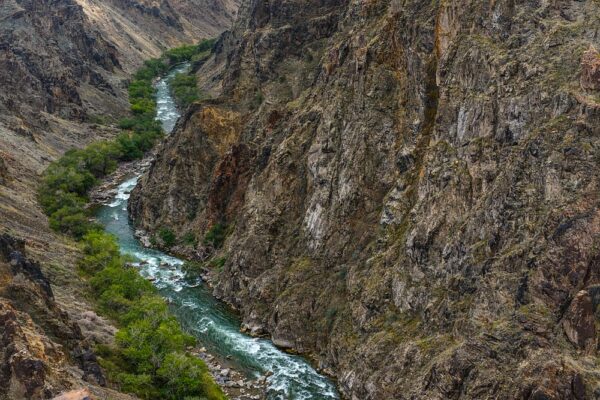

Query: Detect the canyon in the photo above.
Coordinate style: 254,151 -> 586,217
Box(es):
0,0 -> 238,398
0,0 -> 599,399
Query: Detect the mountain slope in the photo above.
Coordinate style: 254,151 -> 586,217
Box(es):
131,0 -> 600,398
76,0 -> 239,73
0,0 -> 238,398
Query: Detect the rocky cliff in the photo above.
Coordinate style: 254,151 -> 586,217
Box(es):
0,234 -> 132,400
131,0 -> 600,398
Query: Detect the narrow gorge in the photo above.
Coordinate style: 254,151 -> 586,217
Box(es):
0,0 -> 599,399
96,64 -> 339,399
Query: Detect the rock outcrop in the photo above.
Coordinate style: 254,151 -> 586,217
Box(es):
581,47 -> 600,91
0,234 -> 119,399
0,0 -> 121,122
132,0 -> 600,398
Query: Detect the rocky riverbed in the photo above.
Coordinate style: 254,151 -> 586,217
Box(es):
194,347 -> 268,400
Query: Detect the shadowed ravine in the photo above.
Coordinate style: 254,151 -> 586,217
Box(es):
95,65 -> 340,400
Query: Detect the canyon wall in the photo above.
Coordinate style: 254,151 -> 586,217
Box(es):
131,0 -> 600,398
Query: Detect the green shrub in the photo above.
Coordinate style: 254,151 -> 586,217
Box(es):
81,141 -> 121,177
79,231 -> 123,274
129,80 -> 155,100
159,227 -> 177,248
210,256 -> 227,271
118,118 -> 137,129
182,232 -> 197,246
135,58 -> 168,81
39,190 -> 86,216
131,98 -> 156,115
116,133 -> 144,160
164,45 -> 201,64
197,39 -> 216,54
157,352 -> 226,400
79,231 -> 225,400
49,206 -> 98,239
170,73 -> 202,107
203,223 -> 228,249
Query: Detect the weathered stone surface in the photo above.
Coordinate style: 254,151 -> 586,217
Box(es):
581,47 -> 600,91
132,0 -> 600,398
0,234 -> 107,399
52,388 -> 94,400
563,290 -> 597,354
0,156 -> 8,185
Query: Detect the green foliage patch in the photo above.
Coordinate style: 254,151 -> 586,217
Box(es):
82,232 -> 225,400
182,232 -> 197,246
159,227 -> 177,248
170,73 -> 201,107
203,223 -> 228,249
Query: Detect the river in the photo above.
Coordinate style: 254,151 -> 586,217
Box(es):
95,64 -> 340,400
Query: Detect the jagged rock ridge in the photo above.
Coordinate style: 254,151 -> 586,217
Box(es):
0,234 -> 127,400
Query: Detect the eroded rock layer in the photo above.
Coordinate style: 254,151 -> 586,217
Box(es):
131,0 -> 600,398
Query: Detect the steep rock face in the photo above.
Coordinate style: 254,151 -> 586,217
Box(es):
0,0 -> 121,121
0,234 -> 126,400
131,0 -> 600,398
581,47 -> 600,91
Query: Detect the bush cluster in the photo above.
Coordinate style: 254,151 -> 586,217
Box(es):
203,223 -> 228,249
159,227 -> 177,248
170,73 -> 201,108
167,39 -> 215,108
82,232 -> 225,400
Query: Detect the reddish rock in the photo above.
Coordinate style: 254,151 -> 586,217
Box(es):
206,144 -> 252,225
580,47 -> 600,90
562,290 -> 597,354
52,388 -> 94,400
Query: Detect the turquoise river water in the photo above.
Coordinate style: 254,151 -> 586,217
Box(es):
95,65 -> 340,400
